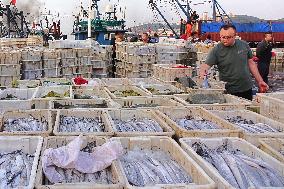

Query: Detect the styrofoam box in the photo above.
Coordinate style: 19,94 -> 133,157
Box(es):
0,76 -> 21,87
0,136 -> 43,189
0,88 -> 36,100
72,88 -> 110,99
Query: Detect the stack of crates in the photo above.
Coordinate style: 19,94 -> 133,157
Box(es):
115,42 -> 156,78
21,48 -> 43,80
42,49 -> 61,78
152,64 -> 193,82
0,49 -> 21,87
91,45 -> 113,78
60,49 -> 77,79
76,48 -> 93,78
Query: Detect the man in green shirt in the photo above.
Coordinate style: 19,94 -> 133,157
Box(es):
199,24 -> 268,100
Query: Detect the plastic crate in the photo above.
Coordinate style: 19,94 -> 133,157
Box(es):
180,137 -> 284,189
92,60 -> 109,68
35,136 -> 124,189
0,76 -> 20,87
22,60 -> 43,70
43,68 -> 61,78
77,65 -> 93,74
61,57 -> 77,67
156,107 -> 241,138
0,64 -> 21,76
175,91 -> 252,111
211,110 -> 284,145
53,109 -> 114,136
259,138 -> 284,163
72,88 -> 110,99
40,78 -> 72,86
49,99 -> 120,109
0,88 -> 36,100
15,80 -> 41,88
257,92 -> 284,123
113,96 -> 184,109
42,59 -> 60,69
140,84 -> 184,96
101,78 -> 133,86
105,85 -> 150,99
77,56 -> 92,66
0,109 -> 52,137
33,86 -> 72,99
129,78 -> 165,86
111,136 -> 215,189
61,66 -> 77,75
0,136 -> 43,189
108,109 -> 174,137
22,69 -> 43,80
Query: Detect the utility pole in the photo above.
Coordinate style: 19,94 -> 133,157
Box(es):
88,0 -> 92,38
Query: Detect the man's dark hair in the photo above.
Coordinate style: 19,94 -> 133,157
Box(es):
264,31 -> 272,35
142,32 -> 149,36
220,24 -> 236,32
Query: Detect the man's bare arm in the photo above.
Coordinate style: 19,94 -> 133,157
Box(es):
248,59 -> 269,92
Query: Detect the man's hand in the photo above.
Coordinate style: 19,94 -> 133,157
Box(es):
258,81 -> 269,93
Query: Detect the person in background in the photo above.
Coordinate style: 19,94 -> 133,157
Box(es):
185,21 -> 192,39
110,31 -> 124,77
204,34 -> 213,44
199,24 -> 269,101
256,32 -> 273,84
191,32 -> 200,43
141,33 -> 150,43
149,33 -> 159,43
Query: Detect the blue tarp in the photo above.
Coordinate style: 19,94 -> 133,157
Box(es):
201,22 -> 275,33
272,23 -> 284,32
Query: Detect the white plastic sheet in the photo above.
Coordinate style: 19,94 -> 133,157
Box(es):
42,135 -> 123,183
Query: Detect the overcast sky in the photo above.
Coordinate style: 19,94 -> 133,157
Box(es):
38,0 -> 284,34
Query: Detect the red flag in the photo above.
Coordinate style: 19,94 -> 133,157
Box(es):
11,0 -> 16,5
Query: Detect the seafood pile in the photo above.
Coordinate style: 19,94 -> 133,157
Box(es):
174,116 -> 221,130
122,103 -> 159,108
54,102 -> 108,109
268,72 -> 284,92
44,142 -> 113,184
4,116 -> 48,132
112,90 -> 141,97
225,116 -> 279,133
187,94 -> 227,104
74,94 -> 103,100
0,150 -> 34,188
41,91 -> 70,98
59,115 -> 105,133
114,118 -> 163,132
121,148 -> 193,187
191,141 -> 284,188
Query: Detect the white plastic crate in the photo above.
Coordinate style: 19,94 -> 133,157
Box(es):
180,137 -> 284,189
156,107 -> 241,138
43,68 -> 61,78
0,109 -> 53,136
22,69 -> 43,80
22,60 -> 42,70
72,78 -> 104,88
111,137 -> 215,189
49,99 -> 120,109
140,84 -> 184,95
257,92 -> 284,123
0,64 -> 21,76
42,59 -> 60,69
0,88 -> 36,100
108,109 -> 174,137
211,110 -> 284,144
113,96 -> 183,109
0,76 -> 21,87
53,109 -> 114,136
91,60 -> 109,68
61,66 -> 77,75
33,86 -> 72,99
77,65 -> 93,74
105,85 -> 150,98
15,80 -> 41,88
61,57 -> 77,67
0,136 -> 43,189
130,78 -> 165,86
72,88 -> 110,99
35,136 -> 124,189
40,78 -> 72,86
101,78 -> 133,86
175,91 -> 252,111
77,56 -> 92,66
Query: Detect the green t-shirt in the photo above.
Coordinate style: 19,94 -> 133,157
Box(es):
205,40 -> 253,93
